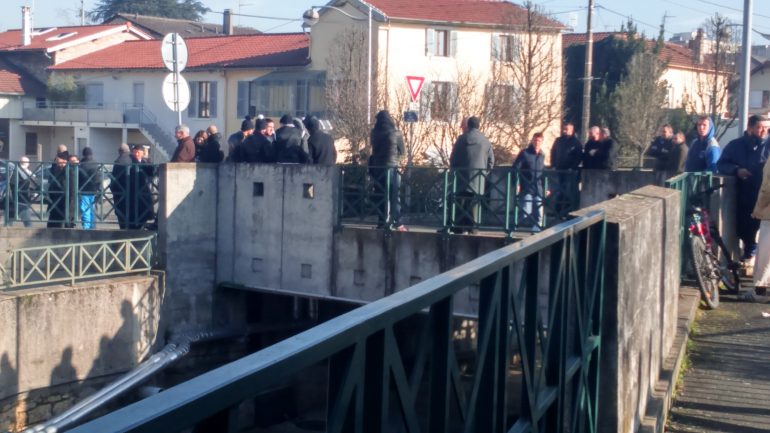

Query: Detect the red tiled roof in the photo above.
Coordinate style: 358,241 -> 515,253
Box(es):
364,0 -> 565,29
562,32 -> 703,69
0,24 -> 145,52
49,33 -> 309,71
0,58 -> 45,95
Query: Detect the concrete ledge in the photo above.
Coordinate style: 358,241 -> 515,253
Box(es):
640,286 -> 700,433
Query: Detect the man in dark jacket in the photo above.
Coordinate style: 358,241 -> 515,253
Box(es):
171,124 -> 196,162
550,123 -> 582,170
304,116 -> 337,165
47,153 -> 77,228
199,124 -> 224,163
274,114 -> 310,163
513,132 -> 546,230
128,145 -> 154,229
582,126 -> 616,169
549,122 -> 582,217
449,116 -> 495,233
717,114 -> 770,261
369,110 -> 406,230
646,124 -> 675,171
232,119 -> 274,163
111,143 -> 132,229
227,118 -> 254,162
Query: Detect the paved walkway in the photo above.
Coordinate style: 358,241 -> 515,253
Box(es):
667,290 -> 770,433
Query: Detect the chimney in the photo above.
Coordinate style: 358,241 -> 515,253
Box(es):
223,9 -> 233,35
21,6 -> 31,47
691,28 -> 704,64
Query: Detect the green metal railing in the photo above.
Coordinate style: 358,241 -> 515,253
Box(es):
1,160 -> 159,229
664,171 -> 714,277
339,165 -> 580,234
68,210 -> 605,433
1,235 -> 155,289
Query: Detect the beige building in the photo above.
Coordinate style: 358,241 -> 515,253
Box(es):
307,0 -> 566,163
749,58 -> 770,117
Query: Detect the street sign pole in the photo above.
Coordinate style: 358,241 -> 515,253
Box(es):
172,33 -> 181,126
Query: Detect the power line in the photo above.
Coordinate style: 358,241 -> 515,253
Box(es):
208,10 -> 301,22
595,4 -> 661,33
692,0 -> 770,20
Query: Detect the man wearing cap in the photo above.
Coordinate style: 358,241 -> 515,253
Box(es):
228,117 -> 254,161
111,143 -> 132,228
274,114 -> 309,163
171,124 -> 196,163
127,145 -> 154,229
234,119 -> 274,163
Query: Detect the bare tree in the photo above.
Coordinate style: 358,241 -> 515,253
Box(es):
484,0 -> 563,163
612,50 -> 668,166
684,13 -> 738,140
325,26 -> 373,163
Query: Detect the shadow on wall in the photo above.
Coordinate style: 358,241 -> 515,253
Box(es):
0,352 -> 18,431
85,300 -> 136,380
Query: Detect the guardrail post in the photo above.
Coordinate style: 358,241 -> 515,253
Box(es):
428,296 -> 453,433
363,330 -> 387,433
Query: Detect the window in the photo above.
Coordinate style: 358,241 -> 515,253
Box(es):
249,77 -> 326,118
426,29 -> 457,57
236,81 -> 249,117
491,34 -> 521,62
749,90 -> 770,109
420,81 -> 457,122
84,83 -> 103,108
485,84 -> 517,123
188,81 -> 217,118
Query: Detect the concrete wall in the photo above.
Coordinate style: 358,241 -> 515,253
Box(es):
157,163 -> 218,332
0,275 -> 163,432
574,185 -> 680,433
580,169 -> 672,208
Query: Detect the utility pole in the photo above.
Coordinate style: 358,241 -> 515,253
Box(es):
738,0 -> 753,131
80,0 -> 85,25
580,0 -> 595,142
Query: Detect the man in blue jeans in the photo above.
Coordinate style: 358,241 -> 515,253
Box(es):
513,132 -> 546,231
78,147 -> 100,229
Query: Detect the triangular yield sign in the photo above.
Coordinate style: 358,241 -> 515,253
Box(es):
406,75 -> 425,102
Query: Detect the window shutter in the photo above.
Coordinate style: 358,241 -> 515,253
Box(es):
491,33 -> 500,61
420,81 -> 432,122
210,82 -> 218,118
425,29 -> 435,56
450,31 -> 458,57
188,81 -> 198,117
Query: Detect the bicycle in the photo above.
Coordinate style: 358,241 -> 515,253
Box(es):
687,184 -> 742,309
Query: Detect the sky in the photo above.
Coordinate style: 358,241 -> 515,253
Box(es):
2,0 -> 770,43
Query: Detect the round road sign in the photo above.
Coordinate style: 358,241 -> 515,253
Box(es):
161,73 -> 190,112
161,33 -> 188,73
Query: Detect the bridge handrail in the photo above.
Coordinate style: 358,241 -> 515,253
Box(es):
2,235 -> 155,289
68,210 -> 606,433
339,165 -> 580,234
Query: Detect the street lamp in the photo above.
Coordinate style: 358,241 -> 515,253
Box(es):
303,4 -> 374,125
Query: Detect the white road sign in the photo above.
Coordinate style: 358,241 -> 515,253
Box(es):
161,73 -> 190,111
161,33 -> 188,73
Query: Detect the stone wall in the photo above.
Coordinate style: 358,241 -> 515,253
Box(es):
574,185 -> 680,433
0,275 -> 162,432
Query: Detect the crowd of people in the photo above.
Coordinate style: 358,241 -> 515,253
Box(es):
169,114 -> 337,166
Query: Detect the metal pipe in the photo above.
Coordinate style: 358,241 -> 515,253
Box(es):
580,0 -> 595,143
739,0 -> 753,131
367,5 -> 372,126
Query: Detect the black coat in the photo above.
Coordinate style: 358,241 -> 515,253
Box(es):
450,128 -> 495,195
200,133 -> 224,163
550,134 -> 582,170
646,136 -> 675,171
304,117 -> 337,165
233,134 -> 274,163
47,164 -> 78,228
583,138 -> 616,170
513,145 -> 545,196
369,124 -> 404,168
78,157 -> 101,194
274,126 -> 310,163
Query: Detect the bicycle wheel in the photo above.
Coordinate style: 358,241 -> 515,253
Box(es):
717,255 -> 742,295
690,235 -> 720,309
